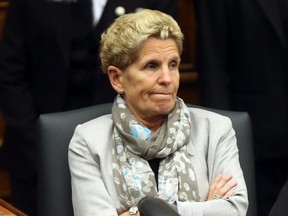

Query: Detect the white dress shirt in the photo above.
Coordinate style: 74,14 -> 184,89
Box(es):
92,0 -> 108,25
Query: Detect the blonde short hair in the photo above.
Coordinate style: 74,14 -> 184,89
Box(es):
100,9 -> 184,73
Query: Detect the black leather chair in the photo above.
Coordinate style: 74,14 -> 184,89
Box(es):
37,103 -> 257,216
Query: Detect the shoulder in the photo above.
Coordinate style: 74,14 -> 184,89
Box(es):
81,113 -> 113,127
70,114 -> 113,146
69,114 -> 113,156
79,114 -> 113,131
187,107 -> 234,141
188,107 -> 232,126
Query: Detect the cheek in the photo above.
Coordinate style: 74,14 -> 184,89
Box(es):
170,74 -> 180,92
126,77 -> 152,95
175,81 -> 180,92
125,81 -> 146,100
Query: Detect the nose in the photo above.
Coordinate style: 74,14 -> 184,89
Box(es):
158,66 -> 173,85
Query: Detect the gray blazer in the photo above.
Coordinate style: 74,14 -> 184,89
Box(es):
68,107 -> 248,216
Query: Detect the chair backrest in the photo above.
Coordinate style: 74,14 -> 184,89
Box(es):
37,103 -> 113,216
37,103 -> 257,216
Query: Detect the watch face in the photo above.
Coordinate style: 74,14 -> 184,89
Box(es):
129,206 -> 138,215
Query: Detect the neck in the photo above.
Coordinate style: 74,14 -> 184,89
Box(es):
136,115 -> 166,132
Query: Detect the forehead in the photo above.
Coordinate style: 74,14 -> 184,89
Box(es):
137,37 -> 180,58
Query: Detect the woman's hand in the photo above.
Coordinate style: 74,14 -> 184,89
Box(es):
207,174 -> 237,201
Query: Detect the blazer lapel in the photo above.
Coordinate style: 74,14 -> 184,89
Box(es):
255,0 -> 286,47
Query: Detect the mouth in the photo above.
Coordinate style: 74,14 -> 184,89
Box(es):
152,92 -> 173,95
150,92 -> 174,99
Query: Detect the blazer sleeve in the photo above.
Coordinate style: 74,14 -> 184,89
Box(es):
176,113 -> 248,216
0,0 -> 37,128
68,123 -> 119,216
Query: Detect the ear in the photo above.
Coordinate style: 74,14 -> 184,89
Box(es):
107,65 -> 124,94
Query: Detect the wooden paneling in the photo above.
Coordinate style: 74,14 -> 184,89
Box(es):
0,0 -> 8,39
0,0 -> 9,201
178,0 -> 197,67
178,70 -> 199,105
0,113 -> 4,147
177,0 -> 200,105
0,1 -> 8,145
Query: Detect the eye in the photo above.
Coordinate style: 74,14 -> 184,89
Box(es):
145,62 -> 158,71
169,60 -> 179,70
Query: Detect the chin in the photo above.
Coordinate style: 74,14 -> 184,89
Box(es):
155,100 -> 176,114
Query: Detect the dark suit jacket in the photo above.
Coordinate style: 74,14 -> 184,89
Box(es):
269,179 -> 288,216
0,0 -> 177,167
194,0 -> 288,159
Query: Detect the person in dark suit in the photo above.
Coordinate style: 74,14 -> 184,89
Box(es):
0,0 -> 177,215
269,178 -> 288,216
193,0 -> 288,215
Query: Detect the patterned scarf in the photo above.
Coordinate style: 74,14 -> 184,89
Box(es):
112,95 -> 200,209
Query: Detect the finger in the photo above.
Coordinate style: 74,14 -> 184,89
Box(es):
208,174 -> 226,200
209,174 -> 223,192
222,189 -> 236,200
218,179 -> 237,196
217,175 -> 233,189
213,175 -> 233,194
207,174 -> 236,200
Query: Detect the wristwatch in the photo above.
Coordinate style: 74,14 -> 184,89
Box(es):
129,206 -> 138,216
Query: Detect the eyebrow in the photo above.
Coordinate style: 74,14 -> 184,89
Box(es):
141,54 -> 181,64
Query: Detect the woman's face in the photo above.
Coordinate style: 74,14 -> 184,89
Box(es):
120,37 -> 180,122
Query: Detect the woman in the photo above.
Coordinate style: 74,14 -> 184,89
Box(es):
68,9 -> 248,216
